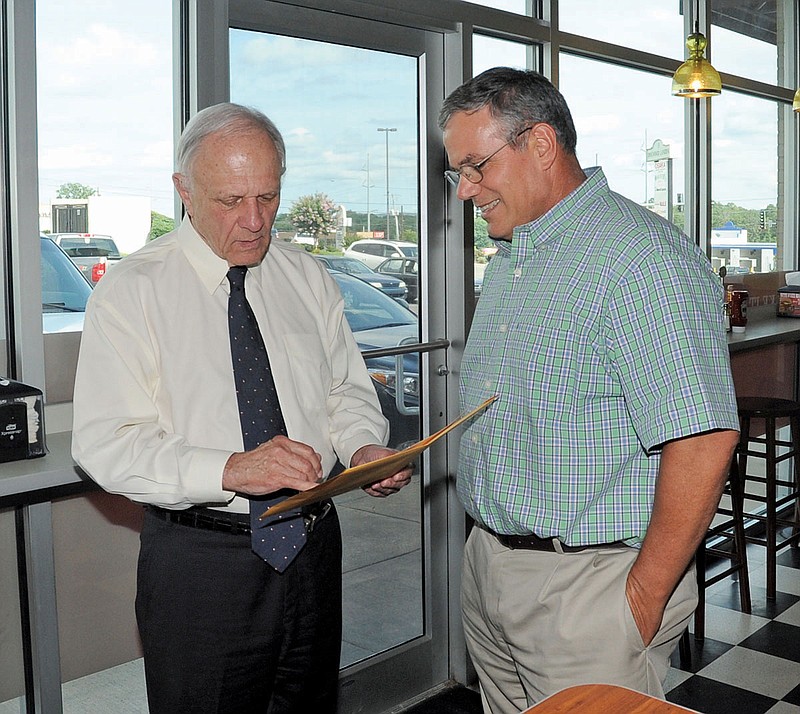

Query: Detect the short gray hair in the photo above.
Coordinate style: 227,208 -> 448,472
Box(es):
439,67 -> 577,155
175,102 -> 287,184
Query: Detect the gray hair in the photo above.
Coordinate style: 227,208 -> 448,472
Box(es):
439,67 -> 577,154
175,102 -> 287,184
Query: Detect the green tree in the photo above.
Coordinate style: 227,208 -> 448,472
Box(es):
474,214 -> 491,248
711,201 -> 776,243
56,182 -> 97,199
149,211 -> 175,241
289,193 -> 338,247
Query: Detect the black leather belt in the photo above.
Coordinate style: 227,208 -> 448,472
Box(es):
486,527 -> 627,553
148,501 -> 332,536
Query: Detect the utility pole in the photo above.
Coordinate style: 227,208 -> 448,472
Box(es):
363,153 -> 374,232
377,127 -> 396,240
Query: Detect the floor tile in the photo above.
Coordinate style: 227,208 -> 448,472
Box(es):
775,599 -> 800,627
776,548 -> 800,570
663,666 -> 693,693
671,635 -> 734,673
667,675 -> 777,714
783,681 -> 800,707
695,646 -> 800,700
690,603 -> 771,646
745,588 -> 800,621
765,702 -> 800,714
739,621 -> 800,663
748,562 -> 800,598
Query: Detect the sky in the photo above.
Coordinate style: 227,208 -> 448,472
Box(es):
33,0 -> 785,223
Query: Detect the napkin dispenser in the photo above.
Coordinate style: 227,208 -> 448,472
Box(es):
777,285 -> 800,318
0,377 -> 46,462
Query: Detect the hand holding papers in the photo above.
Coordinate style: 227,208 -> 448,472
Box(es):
260,395 -> 498,519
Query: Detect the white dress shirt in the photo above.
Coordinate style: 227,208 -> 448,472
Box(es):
72,217 -> 389,512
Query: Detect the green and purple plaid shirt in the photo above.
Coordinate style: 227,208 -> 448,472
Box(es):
458,167 -> 739,545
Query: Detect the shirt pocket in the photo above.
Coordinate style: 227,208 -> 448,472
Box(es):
281,333 -> 331,412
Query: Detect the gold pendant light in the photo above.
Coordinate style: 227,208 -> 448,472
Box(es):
794,88 -> 800,113
672,27 -> 721,98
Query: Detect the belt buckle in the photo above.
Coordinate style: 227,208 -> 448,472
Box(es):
304,502 -> 331,533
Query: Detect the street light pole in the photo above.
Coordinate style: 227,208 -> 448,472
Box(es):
377,127 -> 396,240
363,153 -> 372,232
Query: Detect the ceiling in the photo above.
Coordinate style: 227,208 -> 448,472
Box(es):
711,0 -> 777,44
680,1 -> 778,45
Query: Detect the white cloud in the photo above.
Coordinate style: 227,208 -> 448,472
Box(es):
39,145 -> 114,170
137,141 -> 174,169
52,23 -> 159,68
574,114 -> 623,135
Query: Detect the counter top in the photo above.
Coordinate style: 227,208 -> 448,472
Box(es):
727,316 -> 800,354
0,431 -> 94,504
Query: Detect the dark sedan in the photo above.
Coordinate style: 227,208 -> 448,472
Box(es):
315,255 -> 407,300
374,257 -> 418,303
328,270 -> 419,451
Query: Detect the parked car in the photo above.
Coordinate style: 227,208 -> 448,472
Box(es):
343,239 -> 418,269
374,257 -> 418,303
50,232 -> 122,284
474,272 -> 483,299
41,236 -> 92,334
328,270 -> 419,450
315,255 -> 407,300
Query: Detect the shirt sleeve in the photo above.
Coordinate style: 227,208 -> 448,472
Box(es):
606,246 -> 740,451
71,290 -> 234,509
316,266 -> 390,466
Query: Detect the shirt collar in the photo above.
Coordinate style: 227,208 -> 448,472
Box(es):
176,216 -> 238,295
495,166 -> 608,259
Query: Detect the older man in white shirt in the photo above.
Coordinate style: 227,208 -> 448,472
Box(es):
72,102 -> 411,713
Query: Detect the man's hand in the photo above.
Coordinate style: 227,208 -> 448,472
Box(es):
625,569 -> 667,647
351,444 -> 414,497
624,428 -> 739,646
222,435 -> 323,496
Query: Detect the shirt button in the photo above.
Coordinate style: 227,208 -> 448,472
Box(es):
484,380 -> 492,390
499,324 -> 507,333
513,268 -> 522,278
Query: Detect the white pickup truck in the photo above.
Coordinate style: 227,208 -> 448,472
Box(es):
49,233 -> 122,285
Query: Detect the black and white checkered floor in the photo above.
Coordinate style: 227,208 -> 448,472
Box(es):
666,543 -> 800,713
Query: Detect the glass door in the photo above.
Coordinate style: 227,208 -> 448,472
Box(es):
227,3 -> 451,711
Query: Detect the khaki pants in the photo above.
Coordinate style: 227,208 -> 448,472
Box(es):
461,527 -> 697,714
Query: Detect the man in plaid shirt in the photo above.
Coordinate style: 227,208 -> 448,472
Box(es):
440,67 -> 740,713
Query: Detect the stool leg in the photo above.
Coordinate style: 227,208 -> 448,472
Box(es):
766,416 -> 778,600
694,544 -> 706,641
737,415 -> 751,509
792,415 -> 800,542
728,458 -> 751,613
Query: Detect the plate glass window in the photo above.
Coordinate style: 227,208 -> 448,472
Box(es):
559,55 -> 686,231
230,29 -> 424,667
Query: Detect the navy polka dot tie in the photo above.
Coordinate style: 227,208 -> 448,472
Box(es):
227,266 -> 307,571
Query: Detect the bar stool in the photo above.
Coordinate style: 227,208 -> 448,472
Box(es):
693,456 -> 751,640
736,396 -> 800,600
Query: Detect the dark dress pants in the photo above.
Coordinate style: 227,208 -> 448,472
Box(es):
135,506 -> 342,713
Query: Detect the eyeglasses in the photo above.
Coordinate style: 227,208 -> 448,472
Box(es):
444,126 -> 533,187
